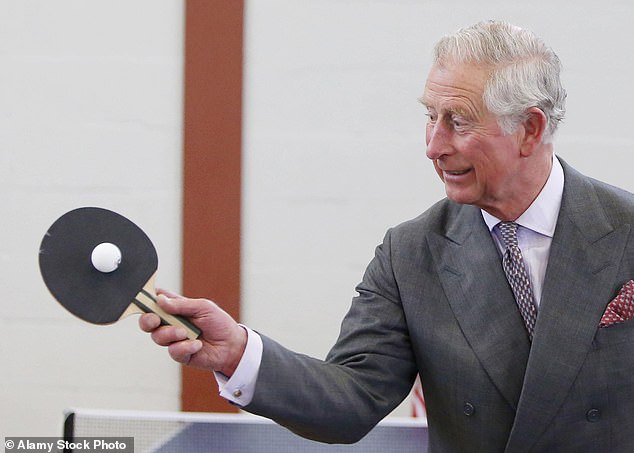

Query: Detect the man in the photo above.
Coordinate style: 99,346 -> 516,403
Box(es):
141,21 -> 634,451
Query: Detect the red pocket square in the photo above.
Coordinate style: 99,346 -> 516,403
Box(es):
600,280 -> 634,328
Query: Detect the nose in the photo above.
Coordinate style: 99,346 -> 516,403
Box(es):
425,120 -> 452,160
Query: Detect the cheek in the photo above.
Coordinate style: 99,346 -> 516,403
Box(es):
469,150 -> 513,190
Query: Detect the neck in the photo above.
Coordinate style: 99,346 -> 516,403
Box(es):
486,150 -> 554,221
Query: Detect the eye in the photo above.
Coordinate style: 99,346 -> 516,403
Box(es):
450,115 -> 469,131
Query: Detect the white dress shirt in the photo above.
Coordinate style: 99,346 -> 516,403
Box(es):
214,324 -> 263,406
481,156 -> 564,306
216,156 -> 565,406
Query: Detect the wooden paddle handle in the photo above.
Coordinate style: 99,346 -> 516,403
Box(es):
132,289 -> 201,340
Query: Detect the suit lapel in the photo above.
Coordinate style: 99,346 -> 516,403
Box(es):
428,204 -> 531,412
505,161 -> 630,451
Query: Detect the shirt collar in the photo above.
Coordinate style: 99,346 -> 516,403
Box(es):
481,156 -> 564,238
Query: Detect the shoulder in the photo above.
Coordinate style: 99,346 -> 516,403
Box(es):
384,197 -> 478,246
586,176 -> 634,207
561,158 -> 634,224
390,199 -> 450,235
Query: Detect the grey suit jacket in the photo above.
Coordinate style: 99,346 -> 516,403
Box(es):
245,158 -> 634,452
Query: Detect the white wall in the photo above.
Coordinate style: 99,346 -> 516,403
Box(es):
3,0 -> 634,440
241,0 -> 634,418
0,0 -> 184,438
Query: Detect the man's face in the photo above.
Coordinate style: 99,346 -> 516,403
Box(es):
421,62 -> 525,216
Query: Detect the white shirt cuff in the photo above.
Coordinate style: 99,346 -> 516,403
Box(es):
213,324 -> 262,407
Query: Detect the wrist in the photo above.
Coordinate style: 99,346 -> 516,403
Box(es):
219,324 -> 248,377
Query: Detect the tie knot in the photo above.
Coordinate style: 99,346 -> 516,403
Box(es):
498,221 -> 519,249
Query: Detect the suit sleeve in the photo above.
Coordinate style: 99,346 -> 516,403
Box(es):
244,228 -> 418,444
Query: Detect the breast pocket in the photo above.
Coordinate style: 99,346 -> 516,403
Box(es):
593,317 -> 634,380
595,316 -> 634,346
587,318 -> 634,446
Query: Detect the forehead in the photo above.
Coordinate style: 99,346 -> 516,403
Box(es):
421,62 -> 490,116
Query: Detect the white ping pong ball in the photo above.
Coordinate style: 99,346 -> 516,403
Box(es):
91,242 -> 122,273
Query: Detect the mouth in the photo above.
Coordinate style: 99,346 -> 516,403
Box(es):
440,167 -> 473,181
443,169 -> 471,176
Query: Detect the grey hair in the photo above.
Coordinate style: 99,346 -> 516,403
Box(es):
433,21 -> 566,143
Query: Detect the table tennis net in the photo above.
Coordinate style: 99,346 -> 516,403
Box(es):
64,409 -> 428,453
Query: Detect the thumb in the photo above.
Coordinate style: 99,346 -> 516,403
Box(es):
157,294 -> 214,318
156,288 -> 182,298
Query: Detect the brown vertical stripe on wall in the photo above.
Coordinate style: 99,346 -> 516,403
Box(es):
182,0 -> 244,413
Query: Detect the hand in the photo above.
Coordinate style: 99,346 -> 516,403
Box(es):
139,289 -> 247,377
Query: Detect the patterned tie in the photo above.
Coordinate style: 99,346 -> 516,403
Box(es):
498,221 -> 538,341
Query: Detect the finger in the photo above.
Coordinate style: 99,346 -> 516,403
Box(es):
167,339 -> 203,364
156,294 -> 215,318
156,288 -> 182,299
139,313 -> 161,332
150,325 -> 189,347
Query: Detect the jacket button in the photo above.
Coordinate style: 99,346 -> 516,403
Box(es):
586,408 -> 600,423
463,402 -> 475,416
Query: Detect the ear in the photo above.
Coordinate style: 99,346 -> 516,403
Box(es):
519,107 -> 548,157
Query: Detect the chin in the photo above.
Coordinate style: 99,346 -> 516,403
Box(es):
444,189 -> 478,207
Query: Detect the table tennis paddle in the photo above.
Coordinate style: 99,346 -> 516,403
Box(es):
39,207 -> 200,340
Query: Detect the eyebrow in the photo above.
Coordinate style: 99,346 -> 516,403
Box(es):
419,99 -> 473,119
